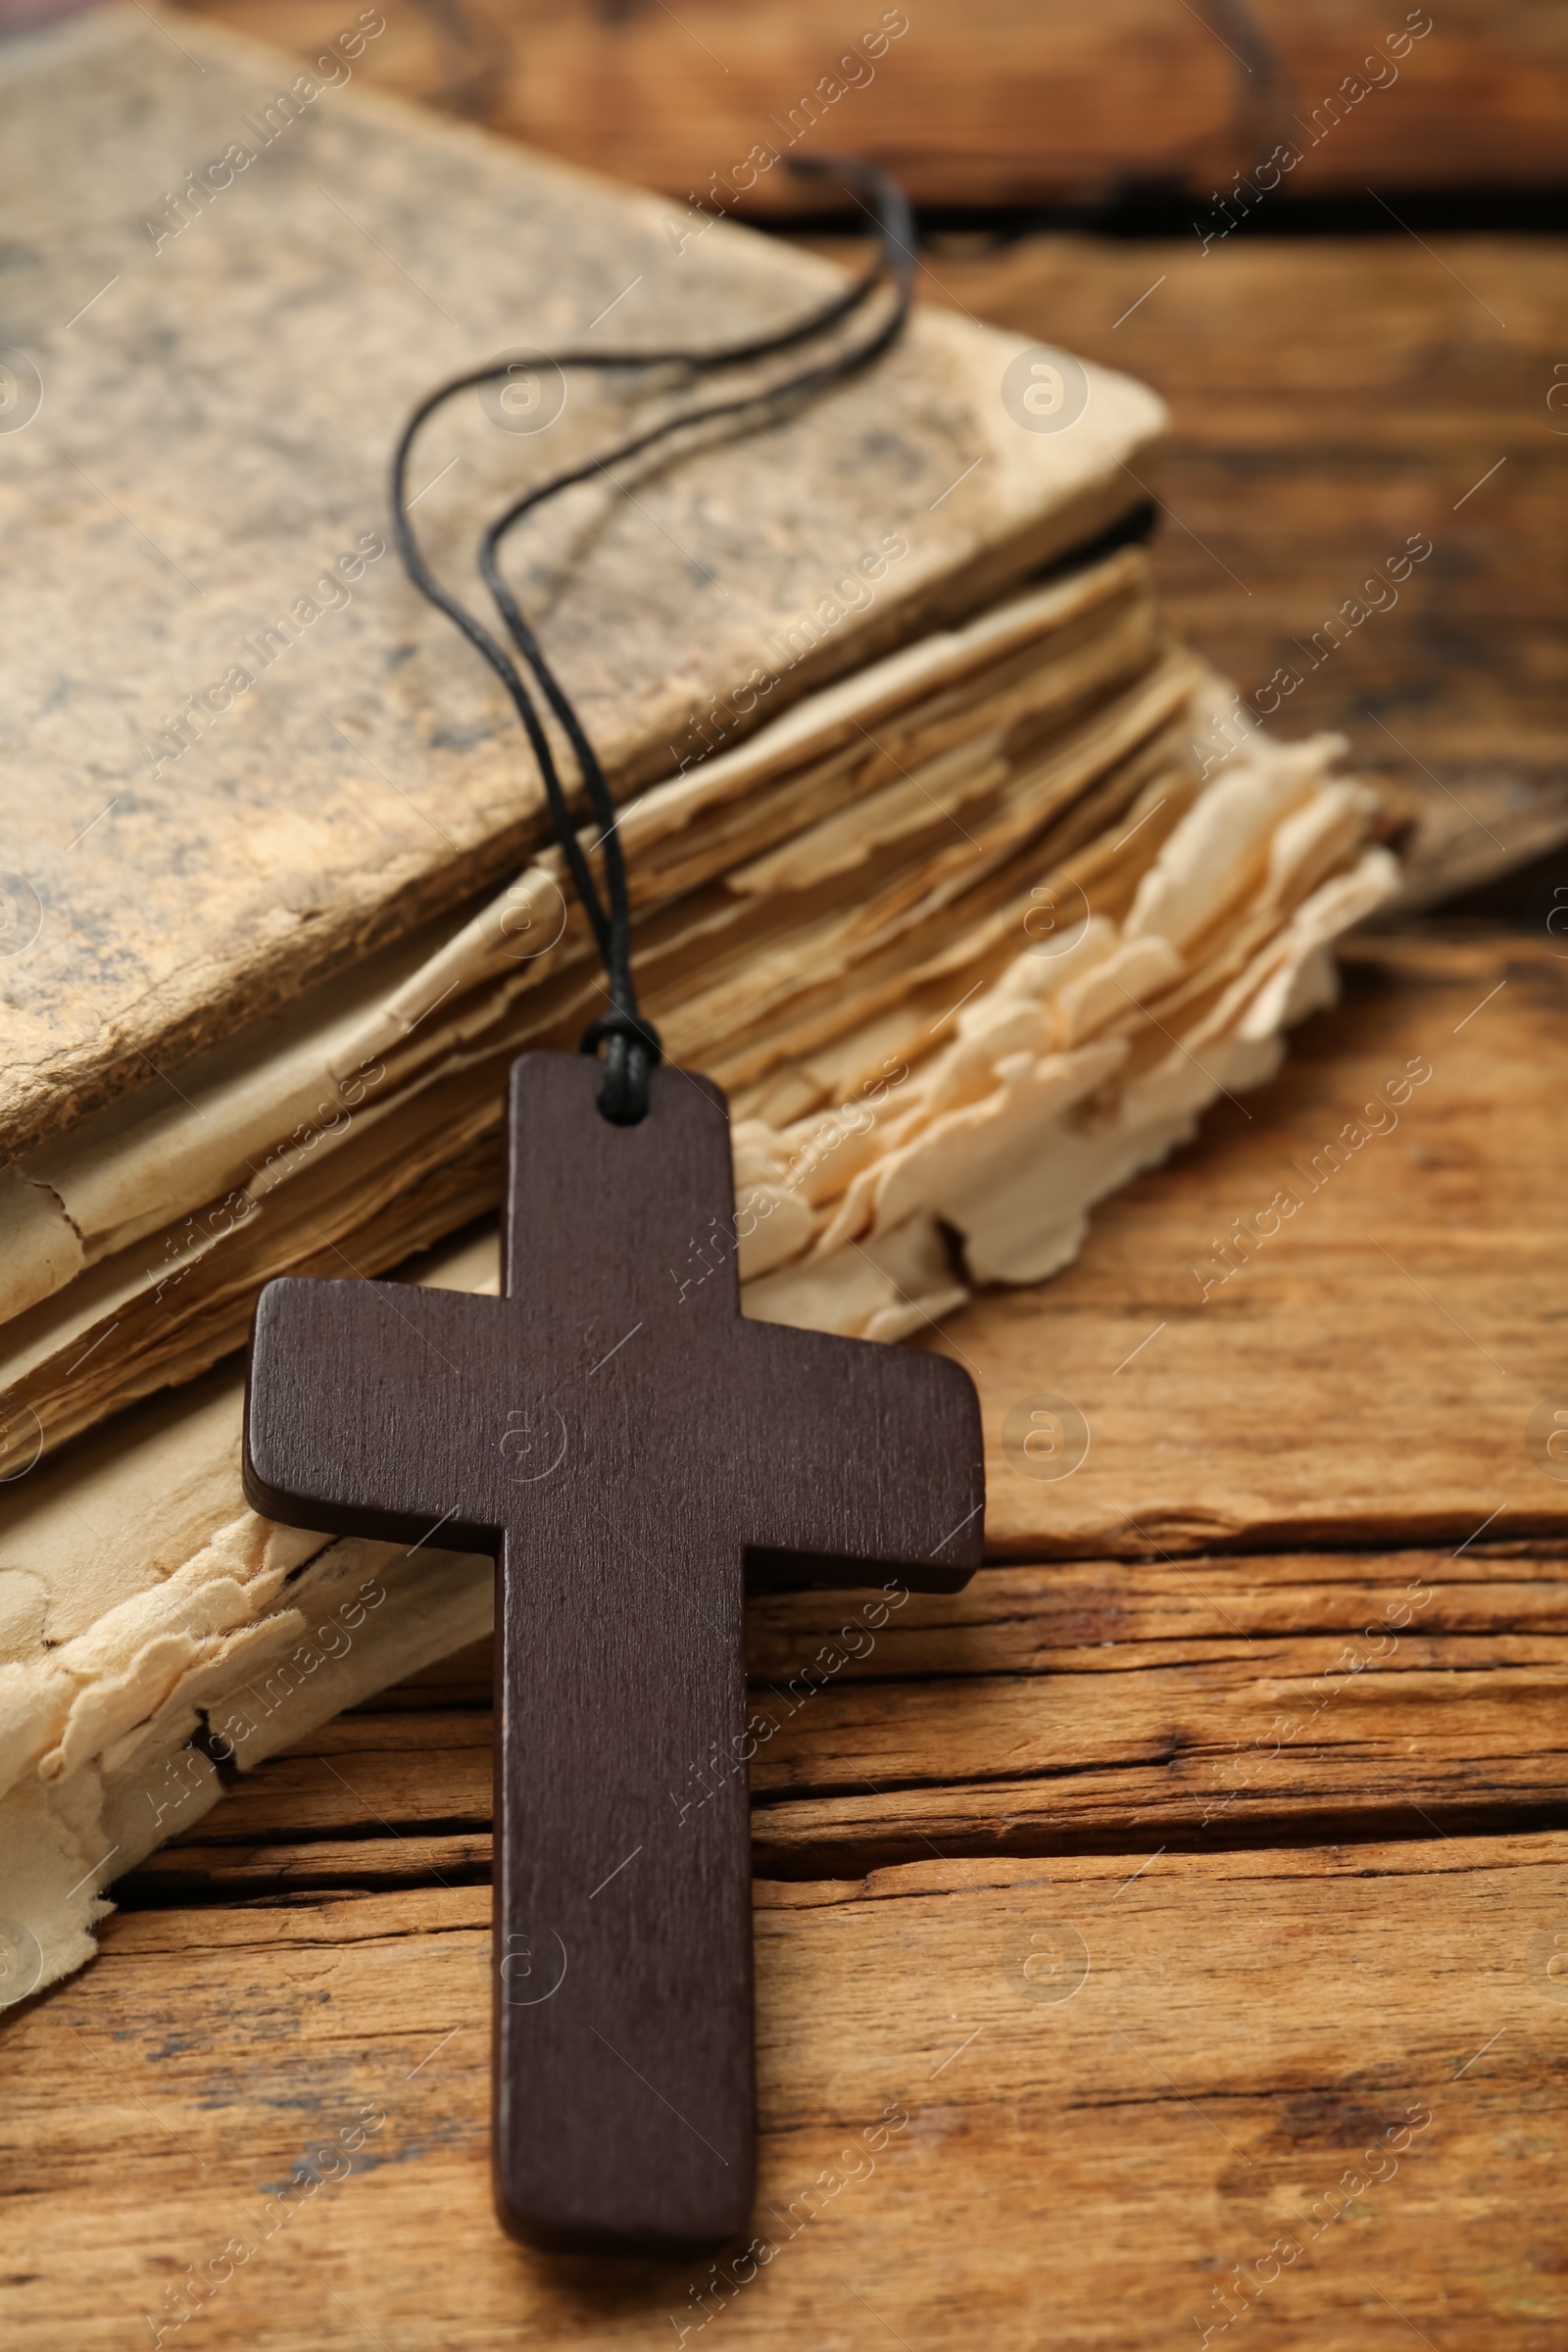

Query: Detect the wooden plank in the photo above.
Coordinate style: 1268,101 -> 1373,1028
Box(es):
120,1539 -> 1568,1898
910,232 -> 1568,900
956,927 -> 1568,1557
5,1834 -> 1566,2346
751,1547 -> 1568,1867
176,1 -> 1568,206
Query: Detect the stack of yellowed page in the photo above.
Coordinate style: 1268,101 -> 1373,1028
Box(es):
0,8 -> 1396,2007
0,540 -> 1396,2003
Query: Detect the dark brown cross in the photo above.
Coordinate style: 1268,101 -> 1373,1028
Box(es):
243,1052 -> 983,2258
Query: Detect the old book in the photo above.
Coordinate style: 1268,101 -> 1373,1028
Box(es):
0,549 -> 1392,1473
0,8 -> 1395,2001
1,3 -> 1160,1164
0,615 -> 1394,1998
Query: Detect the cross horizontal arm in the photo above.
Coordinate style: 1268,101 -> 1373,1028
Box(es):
735,1321 -> 984,1592
243,1275 -> 510,1549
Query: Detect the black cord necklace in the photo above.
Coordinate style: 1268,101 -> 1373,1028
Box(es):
390,154 -> 914,1125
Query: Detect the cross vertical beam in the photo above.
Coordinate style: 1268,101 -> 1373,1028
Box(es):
244,1052 -> 983,2256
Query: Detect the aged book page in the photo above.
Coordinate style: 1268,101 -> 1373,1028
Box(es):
0,678 -> 1393,2005
2,554 -> 1165,1455
0,555 -> 1393,1474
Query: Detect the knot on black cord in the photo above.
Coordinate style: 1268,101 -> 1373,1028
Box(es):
581,1008 -> 662,1126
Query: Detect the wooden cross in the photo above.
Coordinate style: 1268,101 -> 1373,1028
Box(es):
243,1052 -> 983,2258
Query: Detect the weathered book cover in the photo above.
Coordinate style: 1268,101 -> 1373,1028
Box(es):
0,3 -> 1161,1159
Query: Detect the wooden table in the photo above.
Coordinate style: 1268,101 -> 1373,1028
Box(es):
9,918 -> 1565,2349
180,0 -> 1568,207
4,100 -> 1566,2352
912,232 -> 1568,906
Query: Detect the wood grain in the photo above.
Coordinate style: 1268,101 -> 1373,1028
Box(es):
937,927 -> 1568,1558
177,0 -> 1568,207
12,1294 -> 1565,2340
121,1540 -> 1568,1898
5,1831 -> 1564,2347
907,231 -> 1568,901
